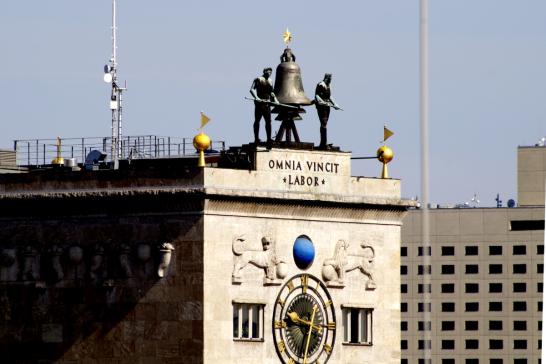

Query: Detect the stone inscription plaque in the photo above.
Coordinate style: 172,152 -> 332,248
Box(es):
255,149 -> 351,191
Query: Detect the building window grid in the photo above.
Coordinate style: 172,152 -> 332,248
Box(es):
342,307 -> 372,345
232,303 -> 264,340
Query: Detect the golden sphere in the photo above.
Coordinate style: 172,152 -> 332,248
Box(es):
193,132 -> 211,151
377,145 -> 394,164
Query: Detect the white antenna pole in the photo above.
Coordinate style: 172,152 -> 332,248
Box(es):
112,0 -> 117,69
107,0 -> 125,169
420,0 -> 431,363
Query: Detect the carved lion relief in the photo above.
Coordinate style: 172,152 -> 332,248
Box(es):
232,235 -> 287,284
322,240 -> 376,290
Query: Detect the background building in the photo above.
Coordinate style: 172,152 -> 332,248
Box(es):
401,144 -> 545,363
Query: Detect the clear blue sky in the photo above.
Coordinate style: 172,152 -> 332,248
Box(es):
1,1 -> 545,205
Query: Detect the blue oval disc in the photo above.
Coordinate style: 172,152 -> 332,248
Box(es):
293,235 -> 315,270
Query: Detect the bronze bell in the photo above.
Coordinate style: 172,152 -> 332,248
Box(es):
273,48 -> 313,106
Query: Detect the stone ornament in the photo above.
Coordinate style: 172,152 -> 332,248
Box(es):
48,245 -> 64,282
22,246 -> 40,281
89,245 -> 105,284
119,244 -> 133,278
0,248 -> 18,282
232,235 -> 286,284
157,242 -> 175,278
67,245 -> 85,280
322,240 -> 376,290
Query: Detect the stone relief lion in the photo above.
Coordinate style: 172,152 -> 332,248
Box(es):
322,241 -> 376,289
232,235 -> 287,284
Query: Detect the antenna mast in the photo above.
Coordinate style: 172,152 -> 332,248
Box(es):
104,0 -> 126,169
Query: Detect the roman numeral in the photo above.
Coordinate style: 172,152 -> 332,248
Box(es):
301,275 -> 308,293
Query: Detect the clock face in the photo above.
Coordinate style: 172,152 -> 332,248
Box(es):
273,274 -> 336,364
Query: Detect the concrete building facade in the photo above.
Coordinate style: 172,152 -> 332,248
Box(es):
401,145 -> 545,364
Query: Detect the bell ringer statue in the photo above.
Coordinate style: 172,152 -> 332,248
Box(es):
250,67 -> 279,144
314,73 -> 342,150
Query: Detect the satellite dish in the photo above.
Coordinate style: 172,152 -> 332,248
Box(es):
104,64 -> 110,73
85,150 -> 107,165
103,72 -> 113,83
507,199 -> 516,208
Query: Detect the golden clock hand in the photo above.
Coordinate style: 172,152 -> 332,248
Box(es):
303,304 -> 318,364
287,311 -> 322,333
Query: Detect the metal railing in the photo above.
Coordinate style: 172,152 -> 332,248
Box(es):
13,135 -> 225,167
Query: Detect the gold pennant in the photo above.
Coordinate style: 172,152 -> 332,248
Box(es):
200,111 -> 211,129
384,125 -> 394,142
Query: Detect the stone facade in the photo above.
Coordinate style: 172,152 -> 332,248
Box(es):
0,147 -> 412,363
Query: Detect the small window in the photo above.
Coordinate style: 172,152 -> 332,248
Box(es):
441,321 -> 455,331
513,245 -> 526,255
489,264 -> 503,274
441,283 -> 455,293
513,282 -> 526,292
418,340 -> 431,350
538,245 -> 544,255
441,340 -> 455,350
441,265 -> 455,274
401,340 -> 408,350
539,321 -> 542,331
418,321 -> 431,331
489,245 -> 503,255
441,302 -> 455,312
538,264 -> 544,274
465,320 -> 478,330
441,246 -> 455,256
401,246 -> 407,256
513,340 -> 527,349
489,301 -> 502,311
401,265 -> 407,275
418,246 -> 431,256
418,284 -> 431,293
401,284 -> 407,293
418,265 -> 431,275
465,283 -> 479,293
465,246 -> 478,255
465,264 -> 479,274
538,301 -> 543,312
465,302 -> 479,312
466,359 -> 479,364
233,303 -> 264,340
538,282 -> 543,293
513,321 -> 527,331
442,360 -> 455,364
402,358 -> 408,363
489,320 -> 503,330
342,307 -> 373,345
513,264 -> 526,274
419,359 -> 432,364
465,339 -> 479,349
401,302 -> 408,312
513,301 -> 527,311
401,321 -> 408,331
489,283 -> 503,293
513,360 -> 527,364
489,359 -> 503,364
489,339 -> 503,349
418,302 -> 431,312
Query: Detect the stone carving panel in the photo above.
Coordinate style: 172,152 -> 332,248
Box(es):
232,235 -> 287,285
322,240 -> 376,290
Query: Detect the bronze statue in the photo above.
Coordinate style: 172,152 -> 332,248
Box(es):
314,73 -> 341,149
250,67 -> 279,144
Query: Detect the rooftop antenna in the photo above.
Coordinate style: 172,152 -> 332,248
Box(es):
470,193 -> 480,208
103,0 -> 126,169
495,193 -> 502,208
